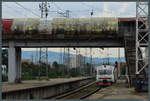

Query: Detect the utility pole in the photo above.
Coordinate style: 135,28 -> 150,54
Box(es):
90,9 -> 94,17
90,48 -> 92,76
39,2 -> 50,80
75,48 -> 78,73
39,2 -> 44,18
54,9 -> 70,73
63,48 -> 66,65
66,10 -> 70,75
99,48 -> 102,65
118,48 -> 121,78
39,2 -> 50,18
79,49 -> 81,74
67,48 -> 70,75
66,10 -> 70,18
35,48 -> 39,64
39,48 -> 41,80
85,48 -> 87,65
84,48 -> 87,75
63,48 -> 66,75
31,53 -> 34,63
46,48 -> 48,79
59,48 -> 62,64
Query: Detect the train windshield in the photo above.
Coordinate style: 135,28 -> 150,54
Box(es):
98,70 -> 112,75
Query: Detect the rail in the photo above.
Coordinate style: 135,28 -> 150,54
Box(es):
51,81 -> 100,99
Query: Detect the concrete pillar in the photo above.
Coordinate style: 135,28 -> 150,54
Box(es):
8,42 -> 22,83
16,47 -> 22,81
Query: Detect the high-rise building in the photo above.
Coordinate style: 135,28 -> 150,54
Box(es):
70,54 -> 85,68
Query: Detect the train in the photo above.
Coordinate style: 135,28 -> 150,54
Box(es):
96,64 -> 117,86
2,17 -> 136,39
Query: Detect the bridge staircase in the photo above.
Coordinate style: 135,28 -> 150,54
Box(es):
124,33 -> 147,91
124,33 -> 136,87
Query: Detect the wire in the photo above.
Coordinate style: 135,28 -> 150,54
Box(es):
52,2 -> 65,13
15,2 -> 40,17
2,5 -> 24,18
2,8 -> 19,18
81,3 -> 102,12
3,4 -> 21,15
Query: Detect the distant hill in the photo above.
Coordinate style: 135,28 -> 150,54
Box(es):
22,50 -> 125,64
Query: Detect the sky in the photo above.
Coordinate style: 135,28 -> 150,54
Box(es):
22,48 -> 125,58
2,2 -> 136,18
2,2 -> 135,58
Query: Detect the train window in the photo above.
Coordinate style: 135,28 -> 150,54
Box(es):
98,70 -> 112,75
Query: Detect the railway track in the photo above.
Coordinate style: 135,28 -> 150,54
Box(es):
54,81 -> 101,99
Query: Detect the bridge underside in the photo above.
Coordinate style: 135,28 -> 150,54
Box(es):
2,34 -> 125,83
3,38 -> 124,48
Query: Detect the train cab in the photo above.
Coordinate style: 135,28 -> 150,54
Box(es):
96,65 -> 116,86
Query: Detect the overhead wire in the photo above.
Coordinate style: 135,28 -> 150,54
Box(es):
3,4 -> 22,15
15,2 -> 40,17
2,6 -> 21,18
81,3 -> 99,10
48,2 -> 69,17
52,2 -> 65,13
3,2 -> 134,18
81,2 -> 117,17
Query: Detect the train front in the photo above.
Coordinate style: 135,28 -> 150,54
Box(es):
96,65 -> 114,86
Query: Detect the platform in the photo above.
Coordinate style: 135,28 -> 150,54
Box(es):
2,77 -> 90,92
2,77 -> 94,99
88,80 -> 148,99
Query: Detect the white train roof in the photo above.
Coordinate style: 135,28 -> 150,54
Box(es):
96,65 -> 114,70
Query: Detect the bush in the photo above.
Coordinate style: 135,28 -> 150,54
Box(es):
22,75 -> 36,80
2,75 -> 8,82
48,71 -> 57,78
121,65 -> 126,75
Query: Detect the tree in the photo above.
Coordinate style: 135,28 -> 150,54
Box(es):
52,61 -> 59,69
121,65 -> 126,75
70,68 -> 78,77
2,49 -> 8,66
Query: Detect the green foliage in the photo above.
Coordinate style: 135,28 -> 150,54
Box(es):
70,68 -> 78,77
2,75 -> 8,82
21,61 -> 90,80
83,63 -> 91,76
22,75 -> 36,80
32,69 -> 39,76
2,49 -> 8,66
21,61 -> 39,80
52,61 -> 59,68
121,65 -> 126,75
2,49 -> 92,82
48,70 -> 57,78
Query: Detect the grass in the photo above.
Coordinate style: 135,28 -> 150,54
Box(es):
87,84 -> 100,91
98,86 -> 116,99
98,94 -> 108,99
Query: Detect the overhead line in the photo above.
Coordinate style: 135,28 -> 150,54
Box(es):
15,2 -> 40,17
52,2 -> 65,13
3,4 -> 22,14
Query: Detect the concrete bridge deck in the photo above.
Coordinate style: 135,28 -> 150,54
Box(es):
2,34 -> 124,47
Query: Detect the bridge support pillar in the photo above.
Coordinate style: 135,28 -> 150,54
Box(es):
8,42 -> 21,83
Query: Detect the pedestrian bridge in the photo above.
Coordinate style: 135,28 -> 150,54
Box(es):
2,17 -> 147,85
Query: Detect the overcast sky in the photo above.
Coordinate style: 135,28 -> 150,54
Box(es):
2,2 -> 135,58
2,2 -> 136,18
22,48 -> 124,58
